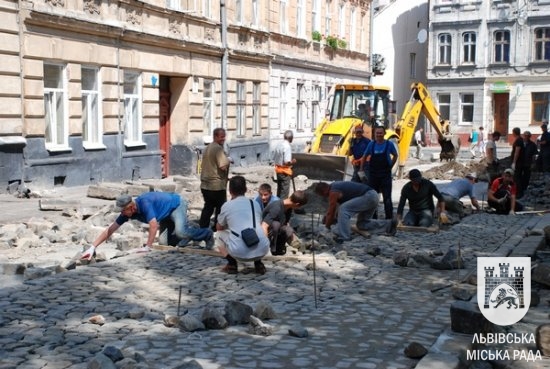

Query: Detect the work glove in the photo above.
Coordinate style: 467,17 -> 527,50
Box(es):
439,211 -> 449,224
358,171 -> 366,181
81,245 -> 96,260
511,163 -> 516,171
509,210 -> 515,215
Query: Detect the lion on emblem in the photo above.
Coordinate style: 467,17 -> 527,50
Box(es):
491,288 -> 519,309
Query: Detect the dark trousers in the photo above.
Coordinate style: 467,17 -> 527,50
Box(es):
269,221 -> 293,255
276,173 -> 291,200
199,189 -> 227,228
368,174 -> 393,219
514,165 -> 528,199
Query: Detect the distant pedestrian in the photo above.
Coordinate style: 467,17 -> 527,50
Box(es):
199,128 -> 231,230
478,127 -> 487,158
485,131 -> 501,185
539,124 -> 550,172
414,127 -> 425,159
396,169 -> 448,227
510,127 -> 526,198
469,127 -> 479,159
273,130 -> 296,200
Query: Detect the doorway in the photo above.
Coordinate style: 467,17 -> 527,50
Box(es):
493,93 -> 509,140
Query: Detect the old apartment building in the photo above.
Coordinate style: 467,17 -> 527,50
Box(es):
0,0 -> 373,190
427,0 -> 550,143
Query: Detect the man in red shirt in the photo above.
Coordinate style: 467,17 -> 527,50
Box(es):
487,168 -> 524,215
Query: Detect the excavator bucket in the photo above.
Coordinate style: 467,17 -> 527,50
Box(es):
291,153 -> 353,181
439,135 -> 461,161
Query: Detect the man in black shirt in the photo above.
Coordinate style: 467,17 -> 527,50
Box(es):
261,191 -> 308,255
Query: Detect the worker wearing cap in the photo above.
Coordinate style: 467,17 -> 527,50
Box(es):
349,125 -> 370,183
488,168 -> 523,215
81,192 -> 213,260
396,169 -> 447,227
439,173 -> 481,218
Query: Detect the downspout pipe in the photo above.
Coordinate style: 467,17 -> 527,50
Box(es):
220,0 -> 228,128
369,2 -> 374,84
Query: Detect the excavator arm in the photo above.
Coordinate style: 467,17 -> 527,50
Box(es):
394,82 -> 460,177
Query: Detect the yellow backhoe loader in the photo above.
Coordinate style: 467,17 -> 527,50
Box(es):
393,82 -> 460,177
292,82 -> 460,180
292,83 -> 396,181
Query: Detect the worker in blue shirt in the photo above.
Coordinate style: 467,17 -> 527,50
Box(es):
81,192 -> 213,259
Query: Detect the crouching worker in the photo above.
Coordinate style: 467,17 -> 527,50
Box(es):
396,169 -> 448,227
315,181 -> 397,243
216,176 -> 270,274
261,190 -> 308,255
487,168 -> 523,215
81,192 -> 214,260
439,173 -> 481,218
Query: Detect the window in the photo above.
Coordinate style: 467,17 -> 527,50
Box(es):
410,53 -> 416,79
279,0 -> 287,34
349,7 -> 356,51
203,80 -> 214,134
252,82 -> 261,135
463,32 -> 476,63
123,71 -> 143,145
166,0 -> 180,11
532,92 -> 550,124
279,81 -> 288,130
43,64 -> 68,150
252,0 -> 259,27
312,0 -> 321,35
297,0 -> 305,38
324,0 -> 332,36
438,33 -> 451,64
297,83 -> 305,131
311,85 -> 322,130
236,0 -> 243,24
236,81 -> 246,136
202,0 -> 211,18
494,30 -> 510,63
534,28 -> 550,61
460,93 -> 474,124
81,66 -> 103,148
338,2 -> 345,39
437,93 -> 450,120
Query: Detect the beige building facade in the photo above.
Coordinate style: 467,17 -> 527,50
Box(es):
428,0 -> 550,144
0,0 -> 373,190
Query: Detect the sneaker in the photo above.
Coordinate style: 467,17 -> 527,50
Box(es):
137,246 -> 151,253
254,261 -> 266,275
385,218 -> 398,236
176,237 -> 191,247
205,233 -> 215,250
221,263 -> 238,274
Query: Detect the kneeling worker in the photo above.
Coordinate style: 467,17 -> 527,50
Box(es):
397,169 -> 448,227
439,173 -> 481,217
